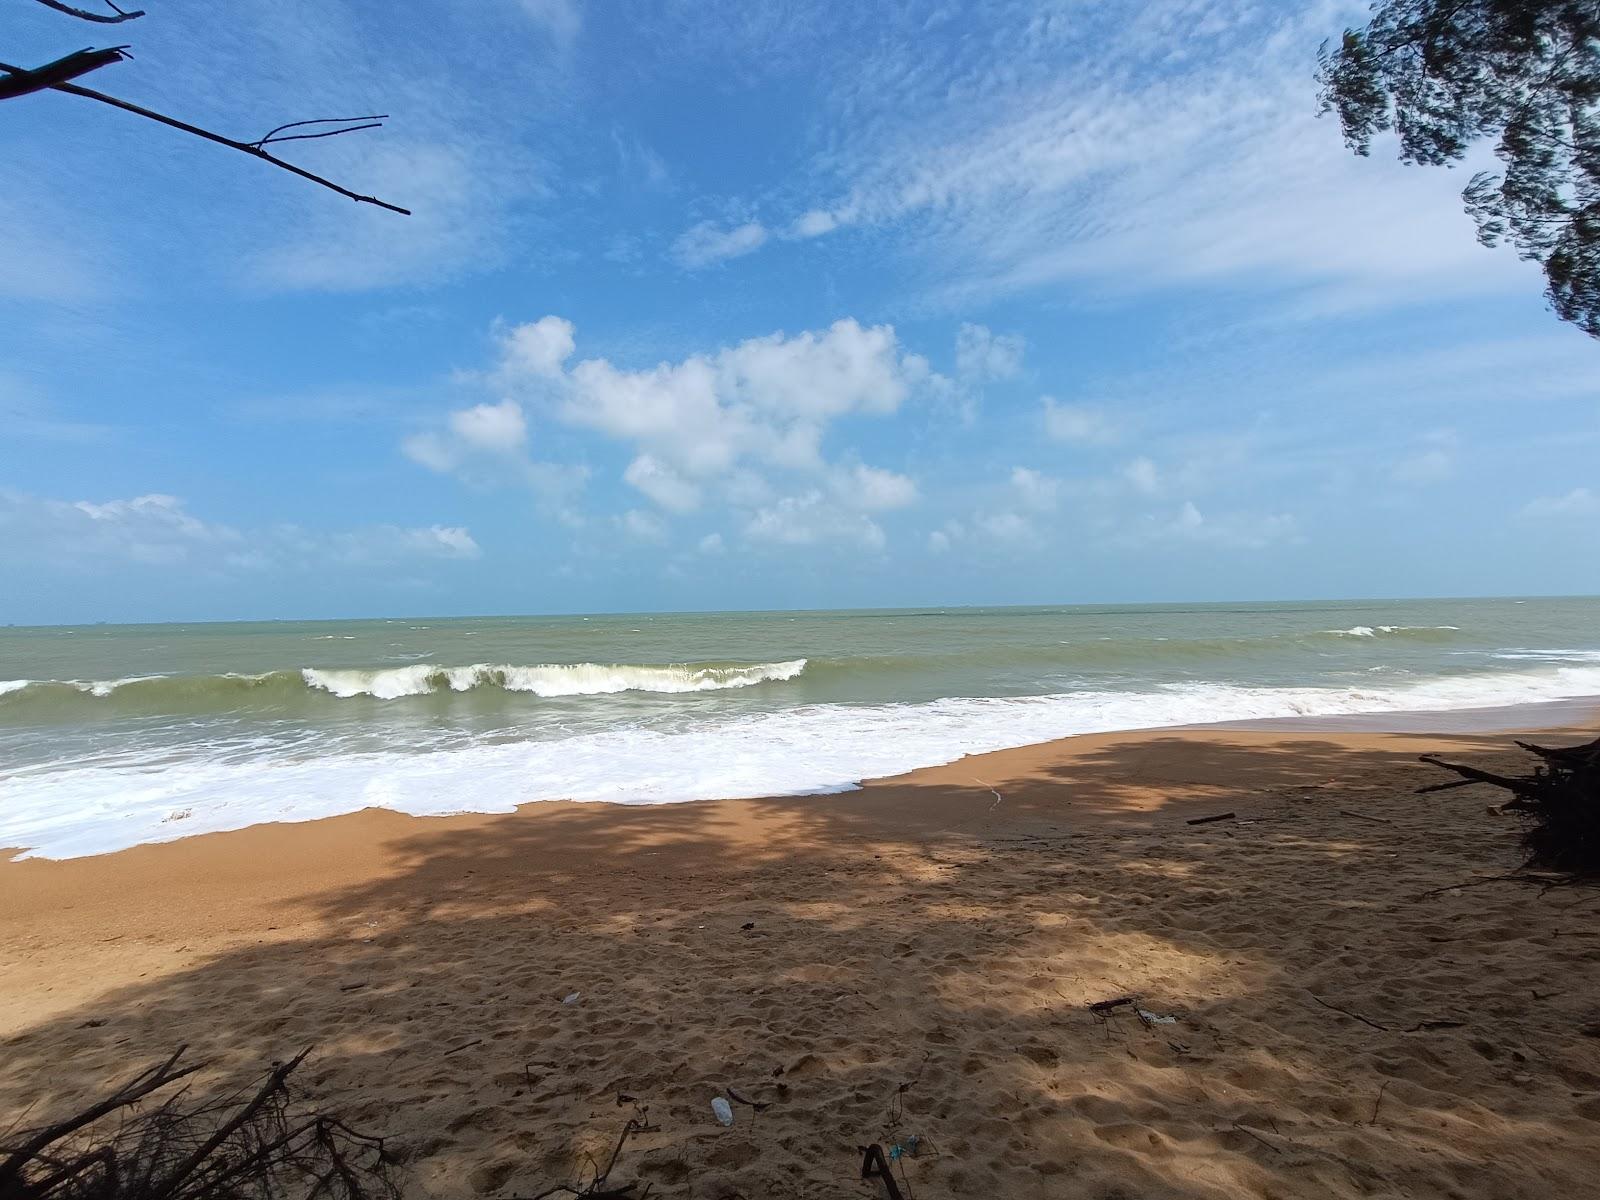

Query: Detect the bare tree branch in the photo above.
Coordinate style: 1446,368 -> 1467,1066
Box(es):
30,0 -> 146,23
0,44 -> 126,99
0,60 -> 411,214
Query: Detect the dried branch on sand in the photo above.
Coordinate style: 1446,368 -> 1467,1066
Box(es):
0,1046 -> 397,1200
1420,735 -> 1600,875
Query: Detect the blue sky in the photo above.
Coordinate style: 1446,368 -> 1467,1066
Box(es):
2,0 -> 1598,624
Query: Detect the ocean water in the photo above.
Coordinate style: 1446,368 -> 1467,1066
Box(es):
2,597 -> 1598,859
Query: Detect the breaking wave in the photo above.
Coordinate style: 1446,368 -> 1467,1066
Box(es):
301,660 -> 808,699
0,660 -> 809,713
1321,625 -> 1460,638
6,663 -> 1600,860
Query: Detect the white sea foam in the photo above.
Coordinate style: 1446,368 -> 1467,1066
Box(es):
0,680 -> 31,697
1324,625 -> 1460,638
300,660 -> 807,699
5,663 -> 1599,860
71,674 -> 167,698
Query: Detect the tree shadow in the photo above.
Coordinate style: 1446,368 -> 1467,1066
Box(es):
3,730 -> 1597,1198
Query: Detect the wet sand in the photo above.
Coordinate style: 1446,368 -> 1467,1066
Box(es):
4,718 -> 1599,1197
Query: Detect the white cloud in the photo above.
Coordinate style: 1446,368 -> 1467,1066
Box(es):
1124,456 -> 1161,495
704,2 -> 1532,314
698,532 -> 726,554
1,491 -> 479,571
791,209 -> 841,237
403,399 -> 587,508
955,323 -> 1025,381
978,511 -> 1034,543
418,315 -> 938,538
1042,398 -> 1117,444
539,316 -> 929,484
450,400 -> 528,452
624,454 -> 701,512
619,509 -> 667,541
672,220 -> 770,268
745,491 -> 886,550
251,140 -> 537,292
497,316 -> 576,381
1523,487 -> 1599,518
1128,500 -> 1297,550
1010,466 -> 1060,511
837,463 -> 918,510
928,528 -> 951,553
519,0 -> 581,40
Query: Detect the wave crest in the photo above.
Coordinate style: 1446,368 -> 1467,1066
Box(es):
300,660 -> 808,699
1321,625 -> 1460,639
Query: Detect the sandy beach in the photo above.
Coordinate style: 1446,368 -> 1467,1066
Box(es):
4,717 -> 1600,1198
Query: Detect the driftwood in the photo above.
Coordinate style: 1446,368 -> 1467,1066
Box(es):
1419,735 -> 1600,874
0,1047 -> 396,1200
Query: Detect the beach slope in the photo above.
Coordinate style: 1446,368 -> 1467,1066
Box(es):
3,724 -> 1598,1198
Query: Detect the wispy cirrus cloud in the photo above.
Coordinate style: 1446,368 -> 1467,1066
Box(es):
0,490 -> 479,572
670,0 -> 1533,315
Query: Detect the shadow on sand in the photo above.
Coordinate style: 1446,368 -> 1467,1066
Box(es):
3,732 -> 1598,1198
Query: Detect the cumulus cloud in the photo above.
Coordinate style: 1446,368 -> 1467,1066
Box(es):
497,316 -> 576,381
745,491 -> 886,551
624,454 -> 701,512
411,314 -> 939,547
492,316 -> 933,523
619,509 -> 667,541
955,323 -> 1025,381
672,220 -> 770,268
450,399 -> 528,452
1042,398 -> 1118,444
1010,466 -> 1060,512
836,463 -> 918,510
978,511 -> 1034,543
548,316 -> 922,481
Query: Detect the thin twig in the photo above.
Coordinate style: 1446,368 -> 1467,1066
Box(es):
0,63 -> 411,214
252,114 -> 390,147
1310,994 -> 1390,1032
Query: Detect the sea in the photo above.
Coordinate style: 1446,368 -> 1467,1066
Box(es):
2,597 -> 1598,860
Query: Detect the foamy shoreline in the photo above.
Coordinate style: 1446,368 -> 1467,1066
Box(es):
4,691 -> 1598,862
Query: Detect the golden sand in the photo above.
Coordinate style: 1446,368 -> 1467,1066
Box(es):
4,724 -> 1599,1197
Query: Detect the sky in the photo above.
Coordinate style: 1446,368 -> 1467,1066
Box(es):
2,0 -> 1598,624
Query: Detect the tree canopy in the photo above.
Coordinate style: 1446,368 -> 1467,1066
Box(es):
1319,1 -> 1600,335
